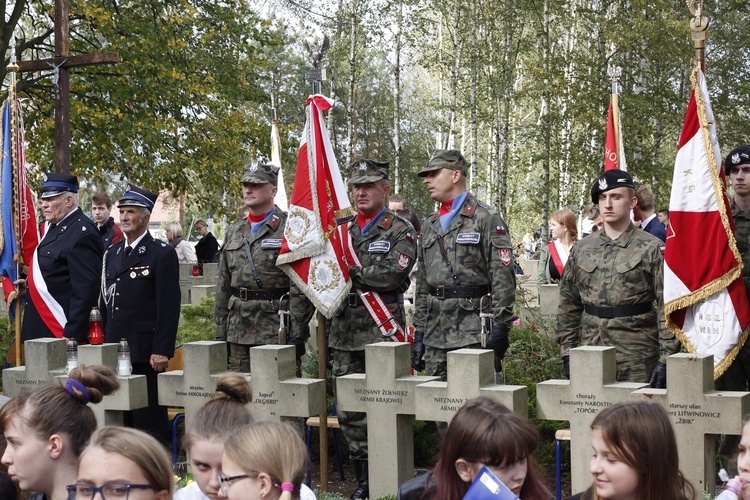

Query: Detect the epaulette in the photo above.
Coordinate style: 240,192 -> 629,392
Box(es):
461,201 -> 477,217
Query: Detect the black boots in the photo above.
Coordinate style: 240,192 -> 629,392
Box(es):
350,459 -> 369,499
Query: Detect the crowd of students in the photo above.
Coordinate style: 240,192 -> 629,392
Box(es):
2,365 -> 750,499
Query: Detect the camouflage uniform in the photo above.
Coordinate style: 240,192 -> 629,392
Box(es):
555,223 -> 680,382
215,161 -> 290,373
412,192 -> 517,379
332,210 -> 416,459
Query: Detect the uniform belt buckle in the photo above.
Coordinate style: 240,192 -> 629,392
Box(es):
435,285 -> 445,300
239,288 -> 250,300
348,293 -> 358,307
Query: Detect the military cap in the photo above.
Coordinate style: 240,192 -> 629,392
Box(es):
724,145 -> 750,175
39,173 -> 79,199
241,160 -> 279,186
117,184 -> 158,212
590,169 -> 635,204
347,159 -> 389,185
418,149 -> 468,177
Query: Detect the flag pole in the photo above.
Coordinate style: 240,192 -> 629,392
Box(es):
610,74 -> 621,163
316,311 -> 328,491
7,41 -> 23,366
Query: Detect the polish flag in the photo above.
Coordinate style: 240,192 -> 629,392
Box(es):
604,93 -> 627,171
664,67 -> 750,379
276,95 -> 354,318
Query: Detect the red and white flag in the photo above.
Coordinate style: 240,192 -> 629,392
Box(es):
664,67 -> 750,379
270,119 -> 288,211
604,94 -> 627,171
276,95 -> 354,318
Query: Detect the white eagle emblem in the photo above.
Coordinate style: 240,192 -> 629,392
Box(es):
598,178 -> 608,191
42,173 -> 48,182
359,160 -> 368,171
733,153 -> 741,165
397,252 -> 411,270
250,161 -> 259,171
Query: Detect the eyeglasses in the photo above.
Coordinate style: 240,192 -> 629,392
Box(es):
218,474 -> 252,495
66,482 -> 153,499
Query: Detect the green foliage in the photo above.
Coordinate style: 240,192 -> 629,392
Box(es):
504,322 -> 570,492
176,297 -> 216,345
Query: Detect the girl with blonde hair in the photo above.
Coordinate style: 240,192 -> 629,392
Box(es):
219,421 -> 309,500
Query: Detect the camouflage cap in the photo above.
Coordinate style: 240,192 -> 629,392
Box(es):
418,149 -> 468,177
347,159 -> 390,185
241,160 -> 279,186
590,169 -> 635,204
724,145 -> 750,175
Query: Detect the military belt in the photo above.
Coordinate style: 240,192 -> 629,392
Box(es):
584,302 -> 653,319
232,288 -> 289,301
348,291 -> 403,307
428,285 -> 491,300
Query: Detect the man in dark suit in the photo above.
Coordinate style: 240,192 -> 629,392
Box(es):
100,185 -> 180,444
634,186 -> 667,242
21,173 -> 102,343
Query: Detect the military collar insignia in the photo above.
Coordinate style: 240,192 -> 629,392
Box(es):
380,215 -> 392,230
250,160 -> 259,171
60,225 -> 67,232
269,215 -> 280,229
598,178 -> 608,190
359,160 -> 368,171
138,245 -> 146,254
116,246 -> 122,255
82,226 -> 87,231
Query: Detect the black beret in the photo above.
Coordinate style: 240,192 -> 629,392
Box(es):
590,170 -> 635,204
724,145 -> 750,175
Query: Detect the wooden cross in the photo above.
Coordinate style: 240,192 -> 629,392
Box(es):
15,0 -> 119,174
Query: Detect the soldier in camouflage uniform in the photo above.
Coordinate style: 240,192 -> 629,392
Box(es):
555,169 -> 680,386
214,161 -> 293,372
290,159 -> 416,500
410,150 -> 516,380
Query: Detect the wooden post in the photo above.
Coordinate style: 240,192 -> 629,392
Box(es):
316,311 -> 328,491
15,0 -> 119,174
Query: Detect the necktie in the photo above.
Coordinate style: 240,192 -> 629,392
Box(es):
124,246 -> 132,256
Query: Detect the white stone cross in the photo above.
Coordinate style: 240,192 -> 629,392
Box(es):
157,341 -> 236,424
55,343 -> 147,426
2,338 -> 67,397
633,353 -> 750,494
415,348 -> 528,422
336,342 -> 439,498
536,346 -> 648,494
247,345 -> 326,421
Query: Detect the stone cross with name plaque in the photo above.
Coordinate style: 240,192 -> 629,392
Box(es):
633,353 -> 750,494
336,342 -> 439,498
157,341 -> 236,424
415,348 -> 528,422
2,338 -> 67,397
55,344 -> 147,426
247,345 -> 326,421
536,346 -> 648,494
